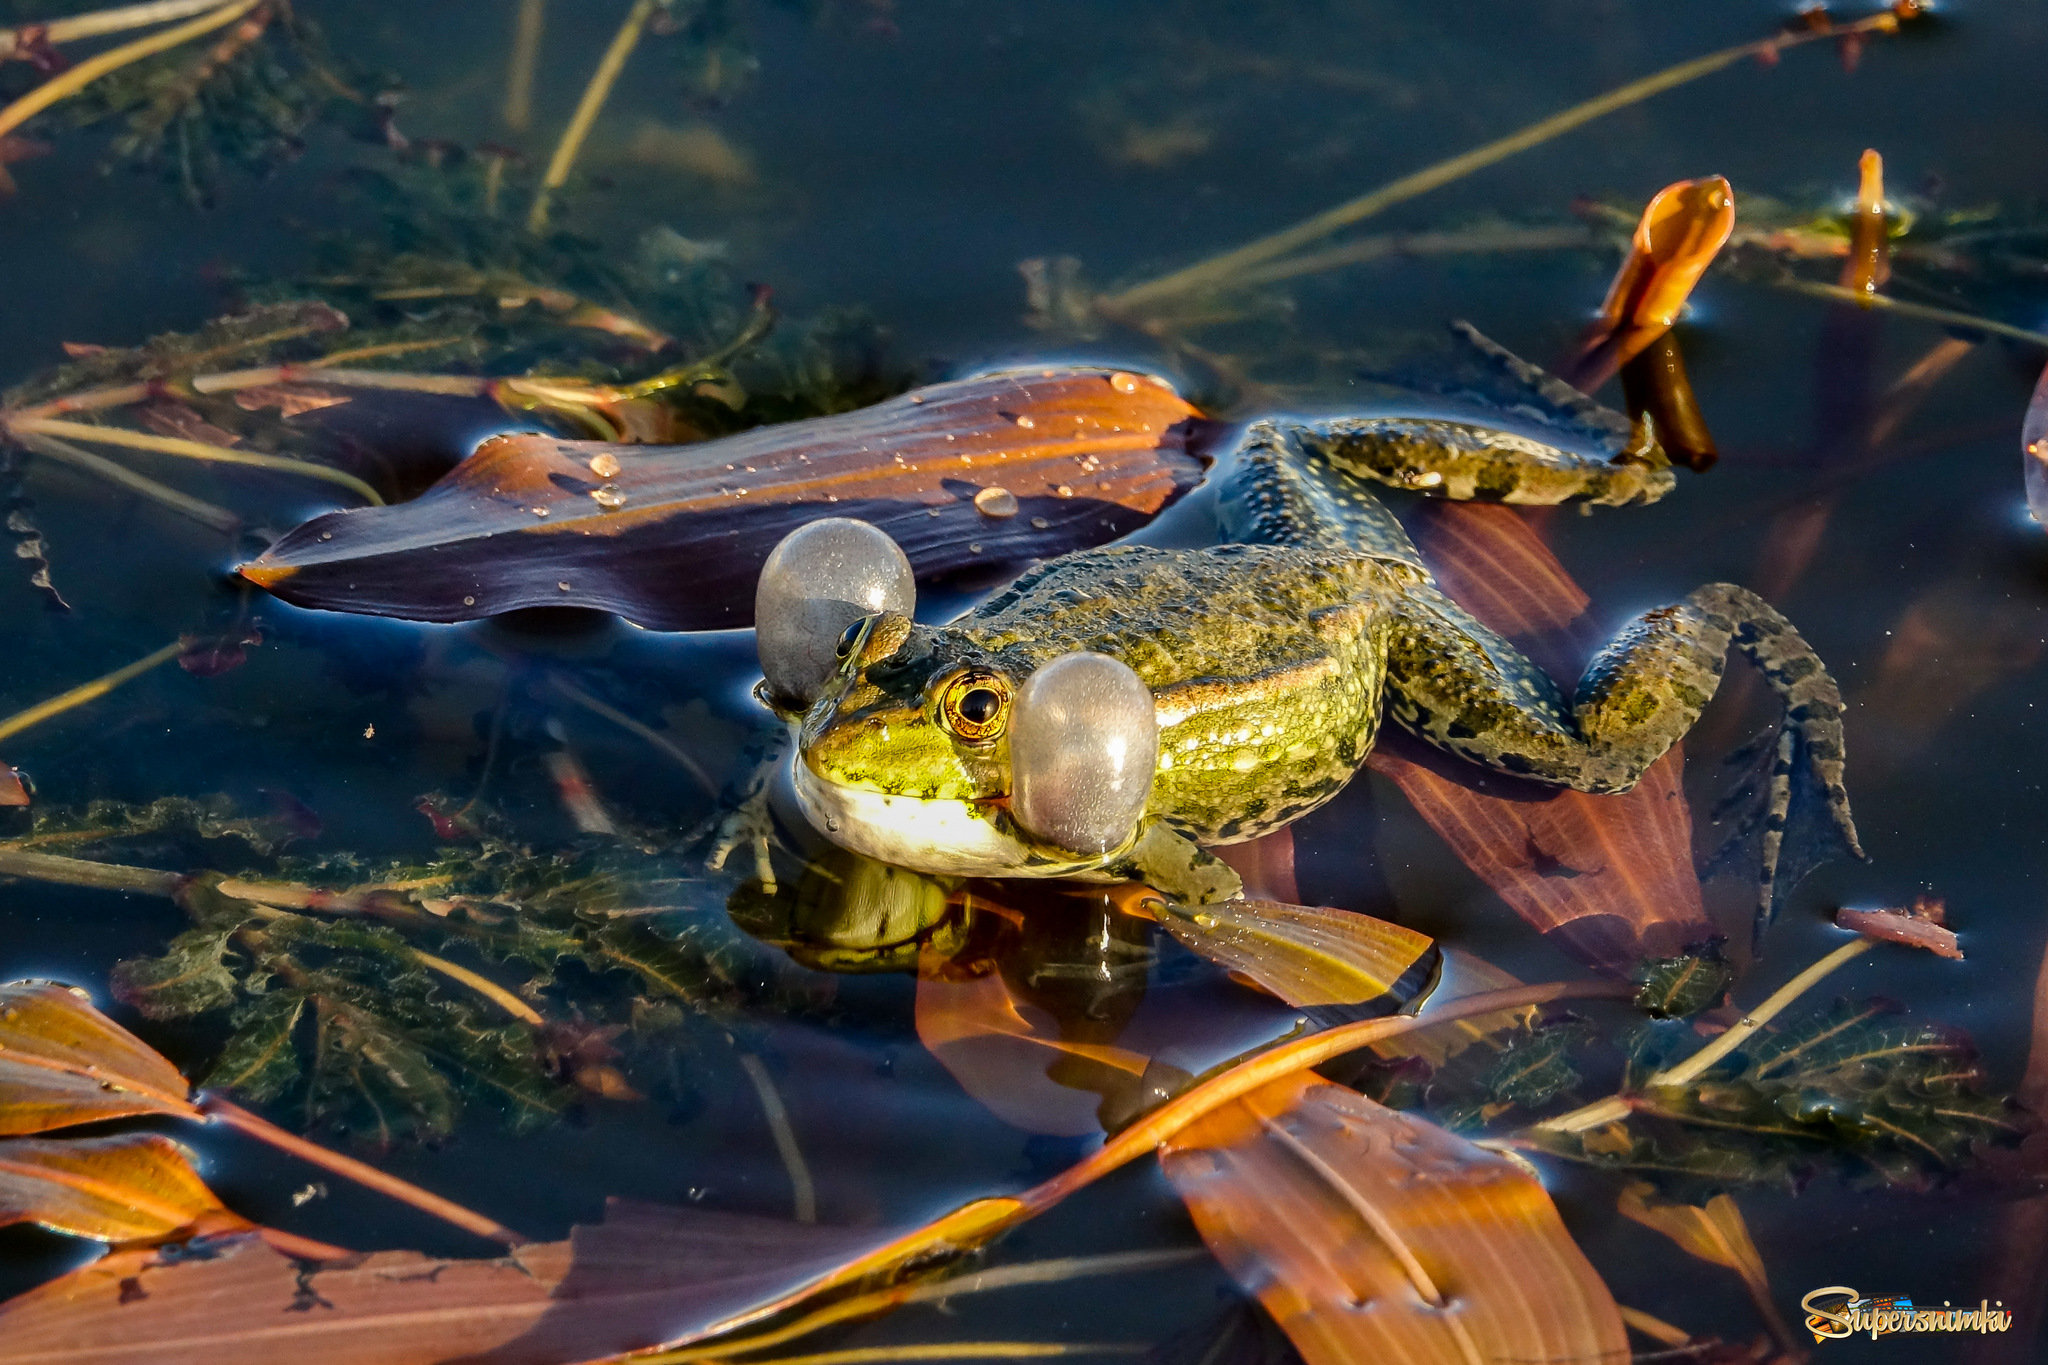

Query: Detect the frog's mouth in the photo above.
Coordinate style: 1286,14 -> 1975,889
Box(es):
792,759 -> 1108,880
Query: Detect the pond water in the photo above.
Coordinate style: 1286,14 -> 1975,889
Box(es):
1,2 -> 2046,1362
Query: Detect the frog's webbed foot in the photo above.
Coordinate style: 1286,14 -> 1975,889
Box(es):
687,726 -> 791,892
1386,580 -> 1861,945
1705,717 -> 1867,947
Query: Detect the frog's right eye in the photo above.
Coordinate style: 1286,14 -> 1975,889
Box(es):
1010,651 -> 1158,856
755,518 -> 914,709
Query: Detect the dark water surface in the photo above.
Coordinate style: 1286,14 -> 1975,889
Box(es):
2,2 -> 2046,1362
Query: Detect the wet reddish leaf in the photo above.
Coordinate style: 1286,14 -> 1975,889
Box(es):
176,629 -> 261,678
0,1200 -> 965,1365
229,384 -> 351,417
1368,503 -> 1712,972
240,368 -> 1209,631
1836,898 -> 1960,960
0,765 -> 27,806
0,981 -> 199,1135
0,1133 -> 250,1245
1160,1072 -> 1628,1365
138,403 -> 242,449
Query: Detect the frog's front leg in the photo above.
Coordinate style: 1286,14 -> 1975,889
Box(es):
694,724 -> 790,891
1387,580 -> 1861,942
1109,822 -> 1243,906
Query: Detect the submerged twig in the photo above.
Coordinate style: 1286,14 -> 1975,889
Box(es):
200,1095 -> 524,1245
546,675 -> 720,795
0,0 -> 263,142
1099,10 -> 1912,317
11,429 -> 242,534
528,0 -> 662,232
4,416 -> 384,506
739,1052 -> 817,1224
0,639 -> 185,746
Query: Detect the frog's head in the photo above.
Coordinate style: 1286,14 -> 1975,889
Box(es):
756,519 -> 1160,876
791,612 -> 1046,876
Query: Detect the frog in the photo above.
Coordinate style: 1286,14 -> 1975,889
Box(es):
758,352 -> 1862,946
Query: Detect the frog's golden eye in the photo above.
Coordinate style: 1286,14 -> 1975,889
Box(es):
937,671 -> 1010,742
835,618 -> 869,659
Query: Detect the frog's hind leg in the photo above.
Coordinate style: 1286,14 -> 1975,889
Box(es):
1388,581 -> 1862,943
1218,396 -> 1673,559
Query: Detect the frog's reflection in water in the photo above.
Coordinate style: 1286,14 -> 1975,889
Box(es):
728,848 -> 1271,1135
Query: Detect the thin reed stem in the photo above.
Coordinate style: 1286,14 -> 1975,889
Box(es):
201,1095 -> 524,1245
725,1347 -> 1139,1365
547,675 -> 719,795
739,1053 -> 817,1224
1101,13 -> 1906,316
0,845 -> 186,896
5,416 -> 384,505
528,0 -> 660,232
0,0 -> 263,141
408,949 -> 546,1025
504,0 -> 546,131
727,1347 -> 1140,1365
0,640 -> 185,746
634,1251 -> 1202,1365
0,0 -> 227,57
1771,276 -> 2048,350
11,429 -> 242,534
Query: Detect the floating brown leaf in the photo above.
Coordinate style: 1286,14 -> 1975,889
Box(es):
1617,1180 -> 1796,1350
240,368 -> 1209,630
0,765 -> 26,806
0,981 -> 199,1135
1153,900 -> 1438,1012
0,1199 -> 984,1365
1368,503 -> 1712,972
1573,176 -> 1736,387
1836,899 -> 1961,960
1161,1071 -> 1628,1365
0,1132 -> 248,1244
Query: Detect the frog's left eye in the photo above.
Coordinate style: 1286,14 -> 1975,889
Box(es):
937,671 -> 1010,743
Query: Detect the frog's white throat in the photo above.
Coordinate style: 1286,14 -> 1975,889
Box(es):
792,759 -> 1103,879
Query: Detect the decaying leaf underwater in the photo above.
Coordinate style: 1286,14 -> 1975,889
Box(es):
0,1 -> 2043,1362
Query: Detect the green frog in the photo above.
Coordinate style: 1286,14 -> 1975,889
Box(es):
763,368 -> 1861,941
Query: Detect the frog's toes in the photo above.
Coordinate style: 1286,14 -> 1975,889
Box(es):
1706,720 -> 1865,949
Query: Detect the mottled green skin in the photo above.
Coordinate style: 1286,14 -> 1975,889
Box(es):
796,405 -> 1861,926
808,544 -> 1403,847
